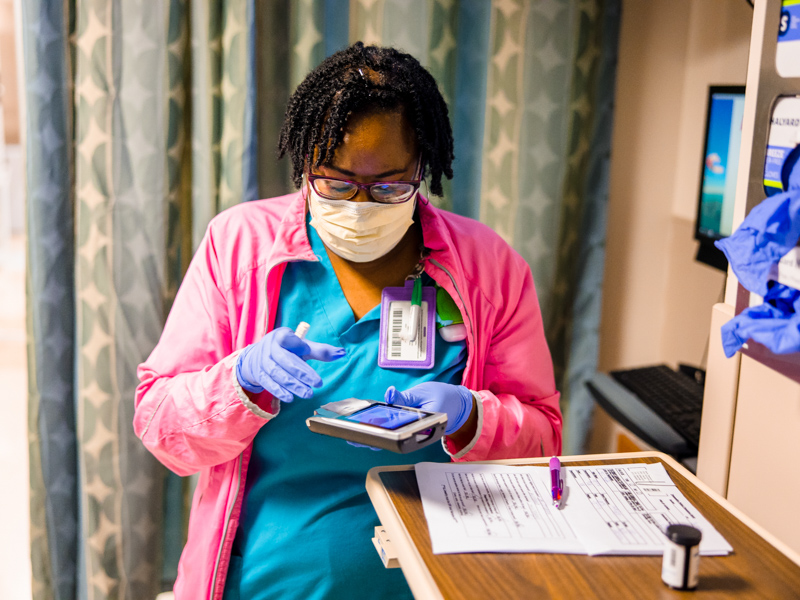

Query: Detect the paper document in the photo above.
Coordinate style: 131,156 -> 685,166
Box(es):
415,462 -> 733,556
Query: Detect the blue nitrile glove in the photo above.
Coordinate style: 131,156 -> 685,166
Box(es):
236,327 -> 345,402
347,441 -> 382,451
384,382 -> 474,435
715,159 -> 800,296
720,282 -> 800,358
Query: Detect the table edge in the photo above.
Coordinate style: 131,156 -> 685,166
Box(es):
366,451 -> 800,575
366,466 -> 444,600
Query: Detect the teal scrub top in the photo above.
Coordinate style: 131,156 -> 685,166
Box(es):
223,223 -> 467,600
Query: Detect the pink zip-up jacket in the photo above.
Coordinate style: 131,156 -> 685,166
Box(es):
134,191 -> 562,600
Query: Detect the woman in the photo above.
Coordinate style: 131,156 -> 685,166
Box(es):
135,42 -> 562,600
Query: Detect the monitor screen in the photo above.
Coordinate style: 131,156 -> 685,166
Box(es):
695,85 -> 746,270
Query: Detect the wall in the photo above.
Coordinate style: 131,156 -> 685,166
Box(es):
0,0 -> 19,144
0,0 -> 23,241
598,0 -> 752,375
0,2 -> 28,597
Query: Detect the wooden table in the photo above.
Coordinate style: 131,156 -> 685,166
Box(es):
366,452 -> 800,599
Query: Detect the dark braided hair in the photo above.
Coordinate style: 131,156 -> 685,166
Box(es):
278,42 -> 454,196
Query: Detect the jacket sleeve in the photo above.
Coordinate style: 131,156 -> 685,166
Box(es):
448,256 -> 563,461
134,225 -> 276,476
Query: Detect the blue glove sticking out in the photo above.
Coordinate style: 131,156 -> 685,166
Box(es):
384,382 -> 474,435
715,158 -> 800,297
236,327 -> 345,402
721,282 -> 800,358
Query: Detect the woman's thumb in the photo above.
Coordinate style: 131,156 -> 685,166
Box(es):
303,341 -> 346,362
384,386 -> 412,406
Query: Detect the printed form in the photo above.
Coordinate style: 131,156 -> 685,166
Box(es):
415,462 -> 732,556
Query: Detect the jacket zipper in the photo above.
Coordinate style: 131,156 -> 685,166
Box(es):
210,259 -> 280,599
210,452 -> 243,599
211,253 -> 315,598
428,258 -> 475,373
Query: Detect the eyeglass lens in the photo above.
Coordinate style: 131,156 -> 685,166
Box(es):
312,178 -> 416,203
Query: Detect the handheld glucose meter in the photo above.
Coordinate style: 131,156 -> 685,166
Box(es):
306,398 -> 447,453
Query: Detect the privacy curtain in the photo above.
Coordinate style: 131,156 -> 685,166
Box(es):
22,1 -> 619,598
23,0 -> 257,598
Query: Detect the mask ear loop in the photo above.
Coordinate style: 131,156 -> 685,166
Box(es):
415,157 -> 429,206
302,150 -> 316,202
418,180 -> 430,206
414,157 -> 431,268
302,152 -> 317,194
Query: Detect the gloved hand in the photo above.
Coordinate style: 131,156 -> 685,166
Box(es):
384,382 -> 474,435
347,441 -> 382,451
720,281 -> 800,357
715,158 -> 800,296
236,327 -> 345,402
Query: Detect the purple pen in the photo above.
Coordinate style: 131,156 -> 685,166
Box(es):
550,456 -> 563,508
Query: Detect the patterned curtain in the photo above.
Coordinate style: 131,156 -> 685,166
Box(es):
22,1 -> 619,597
22,0 -> 256,598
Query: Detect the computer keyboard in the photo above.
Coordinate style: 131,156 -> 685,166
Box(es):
609,365 -> 704,450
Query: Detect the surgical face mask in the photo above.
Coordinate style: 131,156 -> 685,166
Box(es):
307,181 -> 417,263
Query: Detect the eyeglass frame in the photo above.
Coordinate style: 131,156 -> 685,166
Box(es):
306,159 -> 424,204
306,174 -> 423,204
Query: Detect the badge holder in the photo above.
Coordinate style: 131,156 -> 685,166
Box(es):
378,278 -> 436,369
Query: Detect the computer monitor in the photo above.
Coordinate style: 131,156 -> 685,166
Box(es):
694,85 -> 746,271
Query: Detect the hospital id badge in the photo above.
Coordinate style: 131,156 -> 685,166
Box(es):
378,279 -> 436,369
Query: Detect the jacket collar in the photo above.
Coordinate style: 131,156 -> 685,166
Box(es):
418,197 -> 449,252
266,190 -> 317,270
417,197 -> 460,275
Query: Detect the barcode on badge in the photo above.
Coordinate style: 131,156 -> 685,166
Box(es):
385,300 -> 428,362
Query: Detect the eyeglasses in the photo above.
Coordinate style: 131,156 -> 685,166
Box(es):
307,173 -> 422,204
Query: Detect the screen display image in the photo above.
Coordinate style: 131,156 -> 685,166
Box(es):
697,89 -> 746,241
344,405 -> 424,430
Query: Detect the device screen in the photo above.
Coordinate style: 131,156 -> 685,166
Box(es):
344,405 -> 423,430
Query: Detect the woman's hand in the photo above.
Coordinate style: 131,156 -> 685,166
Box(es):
236,327 -> 345,402
384,382 -> 475,435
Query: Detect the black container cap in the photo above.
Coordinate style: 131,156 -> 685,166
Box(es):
666,524 -> 702,546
